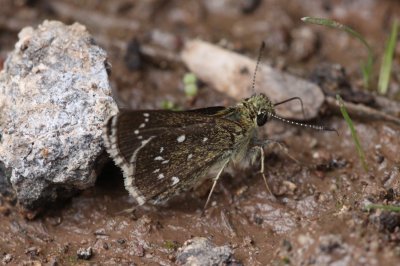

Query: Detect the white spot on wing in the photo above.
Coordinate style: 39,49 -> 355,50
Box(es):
187,154 -> 193,160
171,176 -> 180,186
158,173 -> 165,179
153,169 -> 160,173
145,118 -> 149,122
154,156 -> 164,161
141,139 -> 151,145
137,136 -> 143,140
134,130 -> 139,134
177,135 -> 186,143
143,113 -> 149,117
139,123 -> 146,128
162,160 -> 169,164
203,137 -> 208,143
160,147 -> 164,153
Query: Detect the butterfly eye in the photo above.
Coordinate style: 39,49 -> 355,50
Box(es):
256,112 -> 269,126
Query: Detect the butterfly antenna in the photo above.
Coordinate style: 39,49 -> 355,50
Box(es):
251,42 -> 266,94
274,97 -> 307,119
270,113 -> 339,135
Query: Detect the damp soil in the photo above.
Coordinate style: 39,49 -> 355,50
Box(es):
1,1 -> 400,265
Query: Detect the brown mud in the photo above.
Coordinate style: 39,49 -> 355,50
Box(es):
1,1 -> 400,265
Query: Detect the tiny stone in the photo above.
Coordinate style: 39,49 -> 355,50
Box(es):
171,176 -> 180,185
2,254 -> 13,264
177,135 -> 186,143
117,239 -> 126,245
94,228 -> 107,236
176,237 -> 236,265
77,247 -> 93,260
25,246 -> 40,257
319,235 -> 342,253
254,216 -> 263,225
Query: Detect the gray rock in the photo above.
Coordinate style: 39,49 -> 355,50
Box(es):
176,237 -> 238,266
0,20 -> 118,210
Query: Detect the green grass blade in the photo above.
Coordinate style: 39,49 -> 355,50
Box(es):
378,20 -> 398,95
302,17 -> 374,89
365,204 -> 400,212
336,94 -> 369,171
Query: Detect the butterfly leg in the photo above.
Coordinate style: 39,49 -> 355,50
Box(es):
250,145 -> 276,200
251,139 -> 292,199
203,159 -> 230,211
257,146 -> 273,195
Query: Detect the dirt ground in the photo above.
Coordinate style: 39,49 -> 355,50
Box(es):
1,0 -> 400,265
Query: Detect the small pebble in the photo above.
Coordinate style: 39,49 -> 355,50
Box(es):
319,235 -> 342,253
2,254 -> 13,264
25,246 -> 40,257
117,238 -> 126,245
254,215 -> 263,225
77,247 -> 93,260
94,228 -> 107,236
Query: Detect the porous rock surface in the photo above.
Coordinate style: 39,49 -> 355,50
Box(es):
176,237 -> 236,266
0,20 -> 117,210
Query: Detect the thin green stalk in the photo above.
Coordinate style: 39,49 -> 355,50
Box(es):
378,20 -> 398,95
302,17 -> 374,89
365,204 -> 400,212
336,94 -> 368,171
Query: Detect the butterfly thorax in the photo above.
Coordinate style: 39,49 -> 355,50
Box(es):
213,94 -> 275,164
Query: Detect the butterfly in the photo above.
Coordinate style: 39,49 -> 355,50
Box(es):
103,93 -> 335,209
103,43 -> 336,209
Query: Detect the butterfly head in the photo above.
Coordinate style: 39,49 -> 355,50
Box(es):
241,94 -> 338,134
241,93 -> 275,127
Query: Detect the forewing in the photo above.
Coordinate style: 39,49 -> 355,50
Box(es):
103,110 -> 244,205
